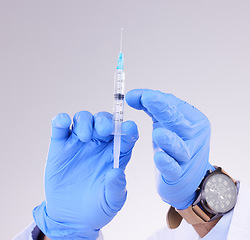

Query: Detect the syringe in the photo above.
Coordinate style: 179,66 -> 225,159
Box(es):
113,29 -> 125,168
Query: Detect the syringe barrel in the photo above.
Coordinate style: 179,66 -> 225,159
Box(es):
114,69 -> 125,95
113,70 -> 125,125
113,69 -> 125,169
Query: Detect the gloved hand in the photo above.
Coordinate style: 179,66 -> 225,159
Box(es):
126,89 -> 214,210
33,111 -> 138,240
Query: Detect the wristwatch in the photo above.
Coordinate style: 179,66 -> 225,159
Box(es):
167,167 -> 239,229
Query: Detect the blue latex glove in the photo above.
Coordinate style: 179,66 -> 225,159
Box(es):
126,89 -> 214,210
33,111 -> 138,240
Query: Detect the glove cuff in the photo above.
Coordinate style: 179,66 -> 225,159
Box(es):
33,201 -> 99,240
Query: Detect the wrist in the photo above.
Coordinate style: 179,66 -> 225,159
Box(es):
167,205 -> 222,238
33,201 -> 99,240
167,166 -> 238,236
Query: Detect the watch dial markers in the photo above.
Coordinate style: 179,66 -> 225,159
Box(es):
203,173 -> 237,213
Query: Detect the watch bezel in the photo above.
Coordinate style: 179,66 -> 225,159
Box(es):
198,168 -> 238,216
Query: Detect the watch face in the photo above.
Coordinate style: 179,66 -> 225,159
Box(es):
202,173 -> 237,214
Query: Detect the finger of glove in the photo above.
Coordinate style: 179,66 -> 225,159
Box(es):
126,89 -> 182,123
125,89 -> 146,110
118,121 -> 139,169
127,88 -> 207,122
152,128 -> 190,163
125,89 -> 156,121
154,151 -> 183,182
51,113 -> 72,140
126,89 -> 195,138
141,90 -> 194,133
49,113 -> 72,156
73,111 -> 93,143
104,168 -> 127,214
93,112 -> 113,143
120,120 -> 139,154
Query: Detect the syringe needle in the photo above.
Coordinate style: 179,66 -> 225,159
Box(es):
120,28 -> 123,52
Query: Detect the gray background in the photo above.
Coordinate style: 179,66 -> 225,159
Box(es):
1,0 -> 250,239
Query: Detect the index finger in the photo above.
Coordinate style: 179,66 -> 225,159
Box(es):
126,89 -> 206,138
